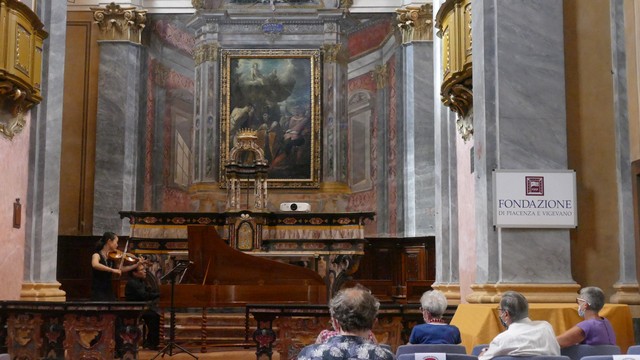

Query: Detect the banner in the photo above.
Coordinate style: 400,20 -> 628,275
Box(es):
493,170 -> 577,228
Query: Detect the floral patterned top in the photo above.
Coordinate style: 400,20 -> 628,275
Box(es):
297,335 -> 394,360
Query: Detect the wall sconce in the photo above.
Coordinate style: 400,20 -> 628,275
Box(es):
0,0 -> 48,140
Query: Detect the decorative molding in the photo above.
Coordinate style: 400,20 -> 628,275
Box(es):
466,283 -> 581,304
435,0 -> 473,134
19,282 -> 66,301
372,64 -> 388,90
194,43 -> 218,65
610,283 -> 640,305
321,43 -> 342,63
0,0 -> 48,140
91,2 -> 148,43
396,3 -> 433,44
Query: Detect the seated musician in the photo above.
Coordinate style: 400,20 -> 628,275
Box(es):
556,286 -> 616,347
91,232 -> 138,301
125,264 -> 161,350
297,285 -> 393,360
409,290 -> 461,344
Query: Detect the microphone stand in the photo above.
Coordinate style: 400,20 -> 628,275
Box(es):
152,260 -> 197,359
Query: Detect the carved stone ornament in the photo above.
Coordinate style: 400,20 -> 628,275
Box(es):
91,2 -> 148,44
396,3 -> 434,43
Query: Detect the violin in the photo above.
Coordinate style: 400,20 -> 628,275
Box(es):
108,250 -> 147,266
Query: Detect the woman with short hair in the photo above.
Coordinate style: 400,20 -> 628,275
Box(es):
556,286 -> 616,347
409,290 -> 461,344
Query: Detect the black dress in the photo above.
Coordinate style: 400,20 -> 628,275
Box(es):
91,252 -> 115,301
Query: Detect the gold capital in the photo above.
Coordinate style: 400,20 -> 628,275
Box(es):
321,43 -> 342,64
194,43 -> 219,65
92,2 -> 147,44
396,3 -> 433,44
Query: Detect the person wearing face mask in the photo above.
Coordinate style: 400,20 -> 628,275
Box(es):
478,291 -> 560,360
556,287 -> 616,347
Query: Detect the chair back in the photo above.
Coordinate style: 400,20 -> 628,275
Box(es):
396,344 -> 467,357
472,344 -> 489,356
561,345 -> 621,360
398,354 -> 478,360
580,356 -> 616,360
493,356 -> 572,360
628,345 -> 640,355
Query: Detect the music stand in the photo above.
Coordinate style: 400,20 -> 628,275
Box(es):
152,260 -> 198,359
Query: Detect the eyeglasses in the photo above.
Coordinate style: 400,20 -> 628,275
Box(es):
576,298 -> 589,305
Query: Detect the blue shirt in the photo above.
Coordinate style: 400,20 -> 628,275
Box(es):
297,335 -> 394,360
409,323 -> 462,344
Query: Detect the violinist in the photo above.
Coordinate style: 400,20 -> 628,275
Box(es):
91,231 -> 139,301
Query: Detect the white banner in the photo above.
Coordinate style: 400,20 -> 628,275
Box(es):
493,170 -> 577,228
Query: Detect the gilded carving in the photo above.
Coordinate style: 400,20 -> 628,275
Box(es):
0,0 -> 47,140
321,43 -> 342,63
339,0 -> 353,9
194,43 -> 219,65
91,2 -> 147,44
373,64 -> 388,90
396,3 -> 433,44
436,0 -> 473,132
0,80 -> 28,139
191,0 -> 204,9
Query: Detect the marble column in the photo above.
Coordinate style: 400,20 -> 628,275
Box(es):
609,0 -> 640,306
429,1 -> 460,303
92,4 -> 147,235
22,0 -> 67,301
469,0 -> 578,302
397,4 -> 436,237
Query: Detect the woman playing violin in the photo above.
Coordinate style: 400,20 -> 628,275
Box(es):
91,231 -> 139,301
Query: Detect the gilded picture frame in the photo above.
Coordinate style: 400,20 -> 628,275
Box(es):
220,48 -> 321,188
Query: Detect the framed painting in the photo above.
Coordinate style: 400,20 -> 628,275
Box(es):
220,48 -> 321,188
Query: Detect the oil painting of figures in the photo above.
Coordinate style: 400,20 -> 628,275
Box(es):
221,49 -> 321,188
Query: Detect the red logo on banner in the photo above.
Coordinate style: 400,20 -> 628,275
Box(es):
526,176 -> 544,196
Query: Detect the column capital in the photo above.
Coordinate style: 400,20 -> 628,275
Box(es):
321,43 -> 343,64
92,2 -> 147,43
194,43 -> 219,65
396,3 -> 433,44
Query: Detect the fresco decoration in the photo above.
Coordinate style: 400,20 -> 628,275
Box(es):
220,48 -> 321,188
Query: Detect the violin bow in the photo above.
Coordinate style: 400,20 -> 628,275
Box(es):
119,237 -> 131,271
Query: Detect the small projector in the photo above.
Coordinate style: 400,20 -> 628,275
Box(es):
280,202 -> 311,212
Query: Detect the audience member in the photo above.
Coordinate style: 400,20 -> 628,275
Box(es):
409,290 -> 461,344
315,328 -> 377,344
297,286 -> 393,360
479,291 -> 560,360
556,287 -> 616,347
125,264 -> 161,350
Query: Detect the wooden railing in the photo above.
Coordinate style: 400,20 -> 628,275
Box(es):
0,301 -> 148,360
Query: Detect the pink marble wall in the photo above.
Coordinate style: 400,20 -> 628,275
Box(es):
456,133 -> 475,303
0,114 -> 30,299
